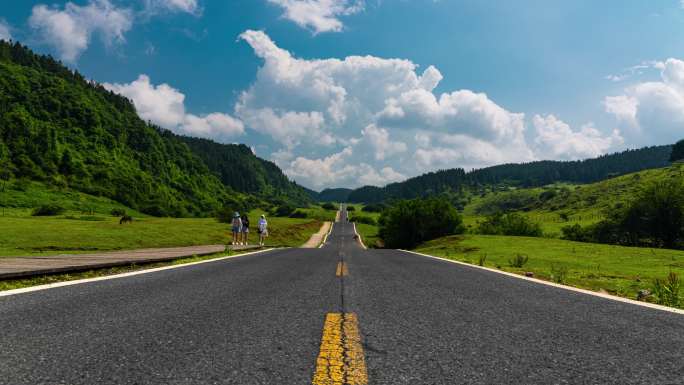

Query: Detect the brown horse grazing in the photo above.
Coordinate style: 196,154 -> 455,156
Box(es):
119,215 -> 133,225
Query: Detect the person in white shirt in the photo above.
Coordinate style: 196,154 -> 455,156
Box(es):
231,212 -> 242,245
257,215 -> 268,246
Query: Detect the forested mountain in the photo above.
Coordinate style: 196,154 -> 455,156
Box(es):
176,136 -> 311,206
316,188 -> 353,202
348,145 -> 674,203
0,41 -> 308,216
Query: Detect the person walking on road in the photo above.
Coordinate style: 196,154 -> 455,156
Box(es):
257,215 -> 268,246
231,212 -> 242,245
241,214 -> 250,245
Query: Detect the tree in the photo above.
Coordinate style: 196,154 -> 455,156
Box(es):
570,180 -> 684,249
619,180 -> 684,249
671,139 -> 684,162
379,197 -> 464,249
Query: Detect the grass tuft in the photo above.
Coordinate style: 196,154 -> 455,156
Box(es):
550,264 -> 569,284
652,271 -> 681,307
508,254 -> 529,268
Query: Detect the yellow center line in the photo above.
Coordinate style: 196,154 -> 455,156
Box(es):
335,262 -> 348,277
312,313 -> 368,385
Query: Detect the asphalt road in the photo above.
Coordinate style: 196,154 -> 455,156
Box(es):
1,210 -> 683,384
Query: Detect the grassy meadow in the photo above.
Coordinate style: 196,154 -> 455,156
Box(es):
416,235 -> 684,307
0,209 -> 321,257
0,181 -> 327,257
355,223 -> 381,248
344,165 -> 684,307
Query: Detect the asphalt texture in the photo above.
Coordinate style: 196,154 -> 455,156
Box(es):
1,209 -> 683,384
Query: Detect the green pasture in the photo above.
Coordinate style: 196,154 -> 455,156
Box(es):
0,209 -> 321,257
416,234 -> 684,307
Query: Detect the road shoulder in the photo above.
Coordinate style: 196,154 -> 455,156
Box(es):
302,221 -> 333,248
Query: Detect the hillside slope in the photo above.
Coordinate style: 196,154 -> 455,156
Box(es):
0,41 -> 309,215
472,163 -> 684,215
177,136 -> 311,206
347,145 -> 673,203
316,188 -> 352,202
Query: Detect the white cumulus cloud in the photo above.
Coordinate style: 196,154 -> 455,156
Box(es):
361,124 -> 407,161
143,0 -> 202,15
237,29 -> 620,188
413,132 -> 531,171
0,19 -> 11,41
181,113 -> 244,141
29,0 -> 133,62
267,0 -> 364,34
282,147 -> 357,189
278,147 -> 405,189
532,115 -> 623,160
604,58 -> 684,145
104,74 -> 244,141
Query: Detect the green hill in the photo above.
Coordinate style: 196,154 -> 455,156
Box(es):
176,136 -> 311,206
469,163 -> 683,215
0,41 -> 309,216
316,188 -> 352,202
347,145 -> 674,203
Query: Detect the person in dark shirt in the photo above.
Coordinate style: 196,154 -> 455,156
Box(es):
241,214 -> 250,245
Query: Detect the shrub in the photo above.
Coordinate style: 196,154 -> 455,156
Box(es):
11,179 -> 30,192
31,204 -> 65,216
539,189 -> 557,202
561,224 -> 594,243
351,214 -> 376,225
474,190 -> 540,215
577,180 -> 684,249
476,213 -> 543,237
550,265 -> 569,284
346,205 -> 356,211
81,205 -> 96,215
652,272 -> 681,307
362,203 -> 386,213
321,202 -> 336,210
111,208 -> 127,217
274,204 -> 296,217
378,197 -> 465,249
508,254 -> 529,268
289,210 -> 308,218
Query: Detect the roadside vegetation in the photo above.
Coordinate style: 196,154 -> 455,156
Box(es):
378,197 -> 464,249
0,181 -> 325,257
0,209 -> 321,257
346,158 -> 684,308
416,235 -> 684,308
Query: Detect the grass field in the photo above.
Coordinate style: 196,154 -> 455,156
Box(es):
298,205 -> 338,221
0,209 -> 321,257
0,180 -> 330,256
416,234 -> 684,307
355,223 -> 381,248
0,180 -> 145,217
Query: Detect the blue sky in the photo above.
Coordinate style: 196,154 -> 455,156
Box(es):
2,0 -> 684,190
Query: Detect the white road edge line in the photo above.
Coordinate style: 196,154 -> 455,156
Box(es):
399,249 -> 684,315
0,248 -> 277,297
352,223 -> 367,250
